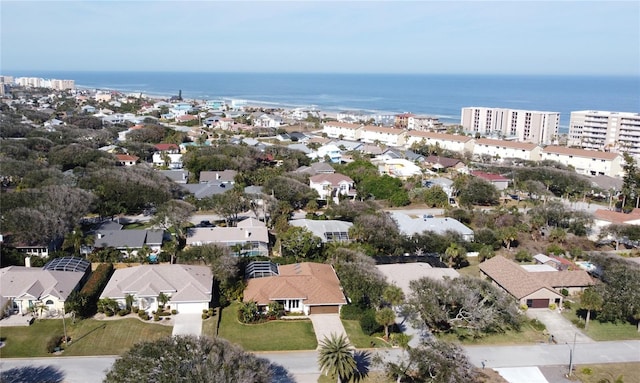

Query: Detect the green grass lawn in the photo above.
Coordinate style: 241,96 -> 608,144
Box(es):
217,302 -> 317,351
457,256 -> 481,278
341,320 -> 390,349
0,318 -> 172,358
573,362 -> 640,383
562,308 -> 640,341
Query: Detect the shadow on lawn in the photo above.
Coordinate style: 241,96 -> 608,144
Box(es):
0,365 -> 65,383
269,362 -> 297,383
70,323 -> 107,345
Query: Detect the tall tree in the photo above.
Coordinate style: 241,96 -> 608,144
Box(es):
382,285 -> 405,308
375,308 -> 396,341
318,333 -> 357,383
580,287 -> 604,330
152,200 -> 195,241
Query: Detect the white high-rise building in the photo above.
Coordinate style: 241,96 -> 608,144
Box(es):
568,111 -> 640,157
461,107 -> 559,145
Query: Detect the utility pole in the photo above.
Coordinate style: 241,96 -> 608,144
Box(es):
62,307 -> 68,345
568,332 -> 577,377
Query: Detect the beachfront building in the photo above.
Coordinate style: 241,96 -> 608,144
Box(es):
323,122 -> 362,141
472,138 -> 542,162
567,111 -> 640,157
540,146 -> 624,178
337,110 -> 372,124
394,113 -> 415,129
461,107 -> 559,145
405,131 -> 475,153
360,125 -> 407,147
407,115 -> 443,132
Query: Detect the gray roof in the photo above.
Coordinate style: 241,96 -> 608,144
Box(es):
186,225 -> 268,246
244,185 -> 264,195
100,264 -> 212,302
389,212 -> 474,238
331,140 -> 363,151
199,170 -> 237,183
296,162 -> 335,175
590,175 -> 623,192
181,183 -> 230,199
377,263 -> 459,297
288,219 -> 353,243
288,143 -> 312,154
159,170 -> 188,183
94,229 -> 164,249
1,266 -> 84,301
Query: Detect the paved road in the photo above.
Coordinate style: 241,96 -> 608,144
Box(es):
2,341 -> 639,382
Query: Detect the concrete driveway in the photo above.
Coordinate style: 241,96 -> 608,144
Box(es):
172,313 -> 202,336
308,314 -> 349,348
526,309 -> 594,344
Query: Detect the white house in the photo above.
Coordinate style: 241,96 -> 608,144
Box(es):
254,114 -> 283,128
309,144 -> 342,163
100,264 -> 212,314
322,122 -> 363,141
389,211 -> 475,241
360,125 -> 407,147
374,158 -> 423,179
405,131 -> 475,153
541,146 -> 624,178
309,173 -> 357,203
473,138 -> 542,162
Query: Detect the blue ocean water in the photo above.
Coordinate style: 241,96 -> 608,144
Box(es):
6,71 -> 639,132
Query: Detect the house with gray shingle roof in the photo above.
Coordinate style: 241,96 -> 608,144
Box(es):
92,223 -> 164,258
288,219 -> 353,243
99,264 -> 212,314
186,218 -> 269,257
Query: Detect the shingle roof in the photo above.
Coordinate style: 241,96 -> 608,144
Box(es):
1,266 -> 84,301
542,146 -> 620,160
425,155 -> 461,168
100,264 -> 212,302
479,256 -> 559,299
243,263 -> 347,306
406,131 -> 473,143
324,122 -> 362,129
476,138 -> 538,150
594,208 -> 640,224
186,226 -> 269,245
535,271 -> 594,288
309,173 -> 353,185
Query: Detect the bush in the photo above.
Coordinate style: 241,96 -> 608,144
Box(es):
138,310 -> 147,318
78,263 -> 114,317
118,309 -> 129,316
340,304 -> 367,320
105,311 -> 114,317
549,303 -> 557,311
46,335 -> 62,353
581,367 -> 593,375
202,313 -> 209,320
132,307 -> 139,314
571,319 -> 586,329
203,309 -> 209,314
530,319 -> 546,331
561,288 -> 569,297
158,311 -> 171,316
154,315 -> 160,321
563,301 -> 572,310
359,309 -> 382,336
171,309 -> 177,315
519,304 -> 528,312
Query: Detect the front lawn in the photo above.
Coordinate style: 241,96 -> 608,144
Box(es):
341,320 -> 390,349
1,318 -> 172,358
217,302 -> 317,351
437,319 -> 547,345
573,363 -> 640,383
562,308 -> 640,341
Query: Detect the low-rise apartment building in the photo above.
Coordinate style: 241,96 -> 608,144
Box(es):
359,125 -> 406,147
405,131 -> 474,153
473,138 -> 542,161
541,146 -> 623,177
323,122 -> 362,141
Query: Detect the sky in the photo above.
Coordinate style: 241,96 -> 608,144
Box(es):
1,1 -> 639,75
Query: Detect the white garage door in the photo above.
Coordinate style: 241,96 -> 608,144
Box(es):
175,302 -> 206,314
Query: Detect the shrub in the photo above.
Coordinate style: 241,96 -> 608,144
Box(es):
132,307 -> 139,314
203,309 -> 209,314
359,309 -> 382,336
138,310 -> 147,318
571,319 -> 585,329
530,319 -> 546,331
171,309 -> 177,315
561,288 -> 569,297
105,311 -> 114,317
563,301 -> 572,310
340,304 -> 366,320
515,250 -> 532,262
202,313 -> 209,320
77,263 -> 114,317
46,335 -> 62,353
118,309 -> 129,316
158,311 -> 171,317
549,303 -> 557,311
519,304 -> 528,312
581,367 -> 593,375
154,315 -> 160,321
141,314 -> 150,320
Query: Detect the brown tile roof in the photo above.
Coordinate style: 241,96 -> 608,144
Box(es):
471,171 -> 510,182
361,125 -> 404,135
115,154 -> 139,162
406,130 -> 473,143
479,256 -> 559,299
309,173 -> 353,185
243,262 -> 347,306
535,271 -> 594,288
324,122 -> 362,129
424,155 -> 461,168
476,138 -> 538,150
594,208 -> 640,224
542,146 -> 620,160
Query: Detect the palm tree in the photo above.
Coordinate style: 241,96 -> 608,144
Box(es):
580,287 -> 603,330
443,243 -> 464,268
157,292 -> 170,311
375,308 -> 396,341
382,285 -> 405,308
318,333 -> 357,383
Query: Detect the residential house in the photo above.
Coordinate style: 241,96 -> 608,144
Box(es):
377,263 -> 459,297
180,182 -> 231,199
390,212 -> 474,241
591,208 -> 640,243
405,131 -> 475,153
115,154 -> 139,167
93,222 -> 164,257
374,158 -> 424,179
424,177 -> 455,198
360,125 -> 406,147
169,102 -> 193,117
309,173 -> 357,203
424,155 -> 467,173
471,171 -> 510,191
243,261 -> 347,314
541,146 -> 624,178
295,162 -> 335,175
81,105 -> 96,114
100,264 -> 212,314
152,143 -> 183,169
186,218 -> 269,257
253,114 -> 283,128
473,138 -> 542,162
309,144 -> 342,163
336,110 -> 371,124
288,219 -> 353,243
330,140 -> 364,152
479,256 -> 593,308
322,122 -> 363,141
159,170 -> 189,184
199,170 -> 237,184
1,258 -> 90,317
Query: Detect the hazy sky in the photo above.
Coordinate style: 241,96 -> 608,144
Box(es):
1,1 -> 639,75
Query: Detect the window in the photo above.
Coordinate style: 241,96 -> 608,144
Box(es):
45,300 -> 54,305
526,299 -> 533,308
288,300 -> 299,309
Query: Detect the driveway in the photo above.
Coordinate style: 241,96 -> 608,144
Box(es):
172,313 -> 202,336
308,314 -> 349,348
526,309 -> 594,344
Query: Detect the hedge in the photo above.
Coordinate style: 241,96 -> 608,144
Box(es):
78,263 -> 114,317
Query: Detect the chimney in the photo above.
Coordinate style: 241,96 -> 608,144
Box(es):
25,256 -> 31,268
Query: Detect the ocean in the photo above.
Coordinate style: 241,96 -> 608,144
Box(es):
6,71 -> 639,132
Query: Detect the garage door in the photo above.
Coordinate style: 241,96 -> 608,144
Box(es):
175,303 -> 206,314
527,299 -> 549,309
309,305 -> 339,314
